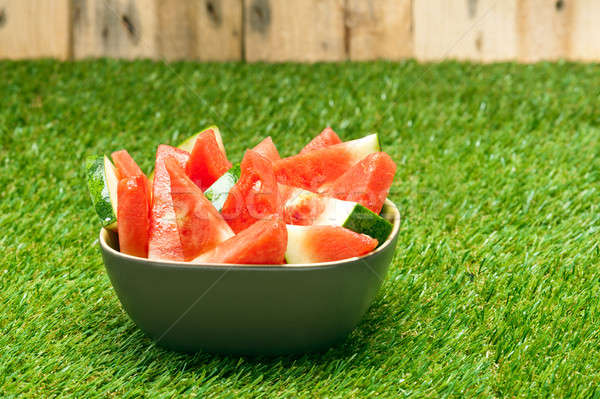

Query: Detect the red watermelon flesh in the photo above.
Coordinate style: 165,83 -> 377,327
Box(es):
273,135 -> 378,192
221,150 -> 280,234
117,175 -> 150,258
299,127 -> 342,154
112,149 -> 145,179
165,158 -> 234,261
148,145 -> 190,261
193,217 -> 287,265
112,149 -> 152,208
279,184 -> 325,225
277,183 -> 299,208
252,137 -> 281,162
185,128 -> 232,191
286,225 -> 378,263
319,152 -> 396,214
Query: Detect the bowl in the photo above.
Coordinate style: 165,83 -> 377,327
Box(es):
99,199 -> 400,355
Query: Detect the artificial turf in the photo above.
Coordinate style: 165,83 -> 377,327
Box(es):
1,59 -> 600,398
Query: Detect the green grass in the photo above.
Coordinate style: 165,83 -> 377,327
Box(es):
1,59 -> 600,398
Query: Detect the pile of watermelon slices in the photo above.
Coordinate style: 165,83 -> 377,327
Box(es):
86,127 -> 397,265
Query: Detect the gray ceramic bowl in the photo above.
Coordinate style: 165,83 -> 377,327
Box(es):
99,199 -> 400,355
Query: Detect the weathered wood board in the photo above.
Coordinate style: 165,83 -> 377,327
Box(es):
0,0 -> 71,60
413,0 -> 518,62
564,0 -> 600,61
72,0 -> 158,59
3,0 -> 600,63
156,0 -> 194,60
347,0 -> 412,60
156,0 -> 242,61
516,0 -> 572,62
73,0 -> 242,61
244,0 -> 346,62
192,0 -> 243,61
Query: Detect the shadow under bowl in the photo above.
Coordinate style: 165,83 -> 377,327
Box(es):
99,199 -> 401,356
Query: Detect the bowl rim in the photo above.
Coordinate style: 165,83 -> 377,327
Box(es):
99,199 -> 401,271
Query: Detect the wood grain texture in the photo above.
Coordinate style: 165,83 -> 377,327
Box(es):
566,0 -> 600,61
156,0 -> 243,61
73,0 -> 158,59
516,0 -> 572,62
347,0 -> 412,60
3,0 -> 600,63
156,0 -> 194,61
413,0 -> 518,62
0,0 -> 71,60
192,0 -> 242,61
74,0 -> 242,61
244,0 -> 346,62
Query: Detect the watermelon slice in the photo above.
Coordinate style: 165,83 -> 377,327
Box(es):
252,137 -> 281,162
185,128 -> 232,191
273,134 -> 379,192
221,150 -> 280,234
112,149 -> 152,208
193,217 -> 287,265
148,145 -> 190,261
178,125 -> 227,155
148,126 -> 227,182
281,184 -> 392,245
319,152 -> 396,214
299,127 -> 342,154
285,225 -> 378,264
117,175 -> 150,258
165,157 -> 234,261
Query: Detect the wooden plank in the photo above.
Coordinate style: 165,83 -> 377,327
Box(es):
156,0 -> 195,61
129,0 -> 243,61
155,0 -> 243,61
567,0 -> 600,61
74,0 -> 242,61
193,0 -> 243,61
516,0 -> 572,62
244,0 -> 346,62
0,0 -> 71,60
413,0 -> 518,62
72,0 -> 158,59
347,0 -> 412,60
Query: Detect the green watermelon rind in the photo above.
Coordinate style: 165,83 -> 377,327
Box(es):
310,194 -> 392,247
341,203 -> 392,248
86,155 -> 118,231
204,163 -> 241,212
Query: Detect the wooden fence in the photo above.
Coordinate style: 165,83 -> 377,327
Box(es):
1,0 -> 599,62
